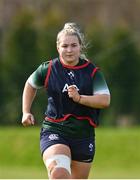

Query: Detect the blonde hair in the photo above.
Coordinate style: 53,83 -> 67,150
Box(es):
56,22 -> 87,59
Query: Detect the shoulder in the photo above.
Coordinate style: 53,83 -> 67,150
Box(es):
39,60 -> 50,70
39,57 -> 59,74
86,59 -> 98,68
79,58 -> 97,67
80,59 -> 99,76
36,60 -> 51,77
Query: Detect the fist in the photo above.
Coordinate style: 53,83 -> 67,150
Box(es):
22,113 -> 35,126
68,85 -> 81,103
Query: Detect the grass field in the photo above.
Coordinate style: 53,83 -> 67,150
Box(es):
0,126 -> 140,179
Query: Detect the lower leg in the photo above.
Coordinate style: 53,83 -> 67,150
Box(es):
49,167 -> 71,179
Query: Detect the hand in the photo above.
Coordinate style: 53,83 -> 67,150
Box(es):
22,113 -> 35,126
68,85 -> 81,103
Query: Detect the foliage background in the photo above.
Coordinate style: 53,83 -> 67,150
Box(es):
0,0 -> 140,126
0,0 -> 140,178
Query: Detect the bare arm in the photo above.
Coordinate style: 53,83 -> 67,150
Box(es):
22,82 -> 37,126
68,85 -> 110,109
78,94 -> 110,108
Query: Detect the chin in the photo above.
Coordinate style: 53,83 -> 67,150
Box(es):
68,60 -> 76,65
61,56 -> 78,65
67,58 -> 75,62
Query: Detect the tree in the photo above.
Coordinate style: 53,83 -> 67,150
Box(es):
100,27 -> 140,125
2,10 -> 39,124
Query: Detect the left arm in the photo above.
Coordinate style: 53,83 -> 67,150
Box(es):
68,70 -> 111,109
68,86 -> 110,109
79,94 -> 110,109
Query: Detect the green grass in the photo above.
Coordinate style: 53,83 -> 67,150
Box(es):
0,126 -> 140,178
90,127 -> 140,178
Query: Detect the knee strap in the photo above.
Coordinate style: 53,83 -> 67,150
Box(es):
45,154 -> 71,175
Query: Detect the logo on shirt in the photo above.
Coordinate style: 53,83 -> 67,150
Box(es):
68,71 -> 74,78
48,134 -> 59,141
62,83 -> 79,93
89,143 -> 93,152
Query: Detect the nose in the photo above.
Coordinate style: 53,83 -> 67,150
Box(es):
67,46 -> 72,52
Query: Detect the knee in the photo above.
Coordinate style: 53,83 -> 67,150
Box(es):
51,167 -> 71,179
45,154 -> 71,179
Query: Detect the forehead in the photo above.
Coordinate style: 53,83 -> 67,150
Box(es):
59,34 -> 79,44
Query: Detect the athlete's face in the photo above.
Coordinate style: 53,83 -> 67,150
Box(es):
57,35 -> 81,66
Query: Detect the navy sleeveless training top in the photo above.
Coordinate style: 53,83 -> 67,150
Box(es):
44,58 -> 100,127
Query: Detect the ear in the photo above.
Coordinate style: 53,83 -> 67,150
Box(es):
57,45 -> 59,53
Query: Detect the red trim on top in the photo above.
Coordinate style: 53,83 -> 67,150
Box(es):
91,67 -> 100,77
59,57 -> 90,69
45,114 -> 97,128
44,60 -> 52,88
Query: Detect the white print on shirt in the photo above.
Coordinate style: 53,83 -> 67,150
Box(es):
68,71 -> 74,78
62,83 -> 79,93
89,143 -> 93,152
48,134 -> 59,141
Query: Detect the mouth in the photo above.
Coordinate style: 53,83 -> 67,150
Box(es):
66,54 -> 73,58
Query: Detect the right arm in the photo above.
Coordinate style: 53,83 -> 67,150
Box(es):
21,61 -> 49,126
22,82 -> 37,126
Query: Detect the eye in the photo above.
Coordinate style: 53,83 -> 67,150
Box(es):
61,44 -> 68,48
72,44 -> 78,47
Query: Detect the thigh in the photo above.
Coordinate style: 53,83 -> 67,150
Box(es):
70,136 -> 95,163
71,160 -> 92,179
43,143 -> 71,161
40,128 -> 71,160
40,128 -> 70,156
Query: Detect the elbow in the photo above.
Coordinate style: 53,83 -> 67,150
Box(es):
101,95 -> 111,108
103,100 -> 110,108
